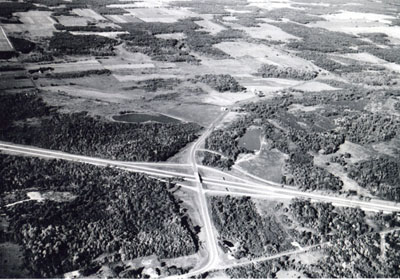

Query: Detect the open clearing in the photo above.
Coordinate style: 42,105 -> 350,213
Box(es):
215,41 -> 320,71
72,8 -> 106,21
3,11 -> 56,37
123,7 -> 197,23
26,59 -> 104,73
236,22 -> 300,42
0,27 -> 13,52
309,11 -> 400,42
195,19 -> 226,35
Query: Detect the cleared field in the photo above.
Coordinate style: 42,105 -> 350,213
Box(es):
3,11 -> 55,37
105,14 -> 143,23
124,7 -> 197,23
56,15 -> 89,26
0,27 -> 13,52
292,81 -> 339,92
195,19 -> 226,35
69,31 -> 129,38
235,21 -> 300,42
155,32 -> 186,39
113,73 -> 180,82
103,63 -> 155,70
26,59 -> 104,73
72,8 -> 106,21
215,41 -> 320,71
309,11 -> 400,42
248,0 -> 300,10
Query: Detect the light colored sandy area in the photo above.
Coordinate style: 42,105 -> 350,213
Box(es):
309,11 -> 400,42
215,41 -> 320,71
322,11 -> 395,24
27,191 -> 44,202
70,31 -> 129,38
195,19 -> 226,35
103,63 -> 155,70
248,0 -> 303,11
292,81 -> 339,92
202,90 -> 254,106
73,8 -> 106,21
45,85 -> 131,100
237,22 -> 300,41
222,15 -> 238,21
155,32 -> 187,40
288,104 -> 324,113
122,7 -> 197,23
337,52 -> 400,73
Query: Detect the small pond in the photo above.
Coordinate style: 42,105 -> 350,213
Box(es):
238,127 -> 262,151
113,113 -> 181,124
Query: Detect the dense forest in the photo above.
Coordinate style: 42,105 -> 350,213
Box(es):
49,32 -> 119,56
1,154 -> 199,277
0,91 -> 202,162
220,198 -> 400,278
193,74 -> 245,92
210,196 -> 293,259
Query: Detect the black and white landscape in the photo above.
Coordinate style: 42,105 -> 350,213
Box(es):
1,0 -> 400,278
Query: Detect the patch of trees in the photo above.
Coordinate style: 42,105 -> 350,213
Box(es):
120,31 -> 198,64
0,2 -> 35,18
282,153 -> 343,192
362,46 -> 400,64
256,64 -> 318,80
225,257 -> 289,278
0,92 -> 202,162
125,78 -> 181,92
271,22 -> 370,53
203,116 -> 252,168
289,199 -> 370,243
183,30 -> 231,59
120,19 -> 200,36
54,23 -> 117,32
49,32 -> 118,56
210,196 -> 292,259
336,112 -> 399,144
201,151 -> 233,170
9,37 -> 36,54
262,8 -> 325,24
1,155 -> 199,277
0,91 -> 52,129
343,71 -> 399,86
359,32 -> 391,45
297,51 -> 366,73
348,156 -> 400,202
40,69 -> 111,79
193,74 -> 245,92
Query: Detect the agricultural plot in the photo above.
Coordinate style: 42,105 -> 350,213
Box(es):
308,11 -> 400,42
56,15 -> 89,26
195,19 -> 226,35
25,59 -> 104,73
236,22 -> 300,41
215,41 -> 320,71
123,7 -> 198,23
3,11 -> 56,37
72,9 -> 106,22
0,27 -> 14,52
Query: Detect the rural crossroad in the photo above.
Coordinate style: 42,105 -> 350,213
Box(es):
1,142 -> 400,213
2,125 -> 400,278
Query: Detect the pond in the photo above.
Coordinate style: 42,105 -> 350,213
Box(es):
112,113 -> 181,124
238,127 -> 262,151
